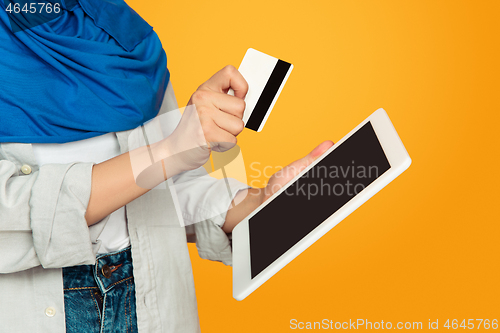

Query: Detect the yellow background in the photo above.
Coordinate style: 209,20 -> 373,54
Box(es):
126,0 -> 499,331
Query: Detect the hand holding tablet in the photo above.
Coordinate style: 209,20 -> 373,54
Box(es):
222,49 -> 411,300
232,108 -> 411,300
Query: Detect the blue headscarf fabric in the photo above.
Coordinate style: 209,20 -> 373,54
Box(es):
0,0 -> 169,143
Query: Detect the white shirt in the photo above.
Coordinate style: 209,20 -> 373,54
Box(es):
30,86 -> 250,254
32,132 -> 131,254
0,81 -> 251,332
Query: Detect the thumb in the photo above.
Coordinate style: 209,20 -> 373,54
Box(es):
264,140 -> 335,201
272,140 -> 334,182
292,140 -> 335,173
304,140 -> 335,164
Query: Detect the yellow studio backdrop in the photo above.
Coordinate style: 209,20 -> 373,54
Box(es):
126,0 -> 499,331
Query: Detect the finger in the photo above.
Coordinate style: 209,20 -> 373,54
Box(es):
264,140 -> 335,200
307,140 -> 335,162
211,109 -> 245,136
205,123 -> 237,152
210,91 -> 246,118
284,140 -> 335,175
200,65 -> 248,99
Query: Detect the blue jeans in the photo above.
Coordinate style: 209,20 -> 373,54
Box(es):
62,246 -> 138,333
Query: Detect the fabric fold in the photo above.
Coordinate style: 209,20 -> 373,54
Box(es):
0,0 -> 169,144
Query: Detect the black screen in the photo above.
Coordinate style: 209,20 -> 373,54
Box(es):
249,121 -> 391,278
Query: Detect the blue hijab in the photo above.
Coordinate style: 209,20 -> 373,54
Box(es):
0,0 -> 168,143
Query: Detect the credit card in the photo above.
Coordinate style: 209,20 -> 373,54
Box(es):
230,48 -> 293,132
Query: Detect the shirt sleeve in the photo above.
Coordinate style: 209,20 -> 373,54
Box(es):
172,161 -> 250,267
172,167 -> 250,227
0,153 -> 98,273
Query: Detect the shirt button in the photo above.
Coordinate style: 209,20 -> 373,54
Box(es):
21,164 -> 32,175
45,307 -> 56,317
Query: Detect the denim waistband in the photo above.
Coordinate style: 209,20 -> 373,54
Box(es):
63,246 -> 133,294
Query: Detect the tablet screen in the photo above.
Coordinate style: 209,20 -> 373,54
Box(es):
249,121 -> 391,278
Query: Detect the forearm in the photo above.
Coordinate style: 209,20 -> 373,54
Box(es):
85,141 -> 167,226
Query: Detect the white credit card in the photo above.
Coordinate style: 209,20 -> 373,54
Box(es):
231,48 -> 293,132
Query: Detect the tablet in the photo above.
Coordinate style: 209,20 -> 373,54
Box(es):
232,108 -> 411,300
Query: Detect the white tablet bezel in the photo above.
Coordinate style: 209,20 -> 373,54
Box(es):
232,108 -> 411,301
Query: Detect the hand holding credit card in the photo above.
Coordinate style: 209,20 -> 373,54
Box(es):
229,48 -> 294,132
140,49 -> 293,184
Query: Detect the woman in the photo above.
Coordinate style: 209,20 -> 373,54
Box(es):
0,0 -> 332,332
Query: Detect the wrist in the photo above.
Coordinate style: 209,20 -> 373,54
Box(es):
156,130 -> 210,176
128,142 -> 169,189
222,187 -> 265,233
